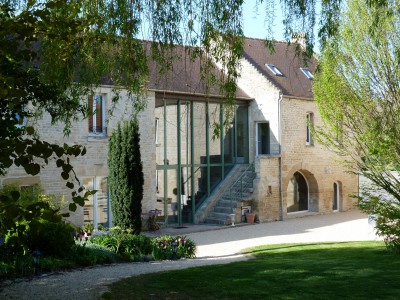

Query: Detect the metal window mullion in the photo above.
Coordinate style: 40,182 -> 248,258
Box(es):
93,177 -> 98,229
177,100 -> 182,225
163,98 -> 168,225
220,103 -> 225,180
190,101 -> 195,220
206,102 -> 210,196
234,105 -> 237,163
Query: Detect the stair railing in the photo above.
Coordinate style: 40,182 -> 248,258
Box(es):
229,163 -> 255,213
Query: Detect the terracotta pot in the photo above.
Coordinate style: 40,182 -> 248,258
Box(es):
245,212 -> 255,224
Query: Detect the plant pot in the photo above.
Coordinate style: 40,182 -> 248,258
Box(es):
245,213 -> 255,224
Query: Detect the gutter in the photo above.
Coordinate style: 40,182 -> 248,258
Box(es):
278,92 -> 284,221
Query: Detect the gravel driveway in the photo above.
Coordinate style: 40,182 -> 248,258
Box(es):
0,210 -> 379,300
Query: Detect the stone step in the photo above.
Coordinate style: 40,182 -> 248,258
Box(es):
214,206 -> 234,214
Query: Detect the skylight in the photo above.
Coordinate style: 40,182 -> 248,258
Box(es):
266,64 -> 284,76
300,67 -> 314,80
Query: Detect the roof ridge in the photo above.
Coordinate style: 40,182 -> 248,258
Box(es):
243,36 -> 290,45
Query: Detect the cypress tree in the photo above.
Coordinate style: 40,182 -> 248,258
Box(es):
108,117 -> 143,233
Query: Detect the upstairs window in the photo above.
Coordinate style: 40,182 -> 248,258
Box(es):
300,67 -> 314,80
266,64 -> 284,76
306,112 -> 314,145
256,122 -> 270,155
88,95 -> 106,136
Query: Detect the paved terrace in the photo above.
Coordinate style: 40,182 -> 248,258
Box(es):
0,209 -> 380,300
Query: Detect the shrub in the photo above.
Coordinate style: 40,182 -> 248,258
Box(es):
358,194 -> 400,254
89,233 -> 152,261
69,241 -> 119,266
31,220 -> 75,257
152,235 -> 196,260
109,118 -> 143,234
0,184 -> 69,255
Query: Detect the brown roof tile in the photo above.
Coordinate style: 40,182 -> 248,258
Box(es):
145,43 -> 251,100
242,37 -> 317,99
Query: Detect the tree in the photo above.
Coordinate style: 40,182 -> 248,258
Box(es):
109,118 -> 143,233
1,0 -> 393,216
313,0 -> 400,251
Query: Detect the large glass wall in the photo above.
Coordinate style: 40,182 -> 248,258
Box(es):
155,98 -> 249,225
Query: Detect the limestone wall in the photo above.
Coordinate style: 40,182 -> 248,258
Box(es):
0,87 -> 156,227
237,58 -> 358,222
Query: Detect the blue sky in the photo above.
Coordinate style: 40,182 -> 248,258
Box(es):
242,1 -> 286,40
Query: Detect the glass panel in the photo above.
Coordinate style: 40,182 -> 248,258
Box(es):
179,102 -> 191,168
210,165 -> 222,190
155,106 -> 164,165
166,169 -> 179,224
224,121 -> 235,164
83,177 -> 94,224
236,105 -> 249,163
193,102 -> 207,164
166,102 -> 178,165
195,167 -> 208,208
209,103 -> 221,164
97,177 -> 109,228
257,123 -> 270,155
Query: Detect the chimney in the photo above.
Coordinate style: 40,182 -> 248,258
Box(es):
291,32 -> 307,49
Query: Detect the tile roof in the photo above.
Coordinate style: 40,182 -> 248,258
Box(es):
242,37 -> 317,99
145,43 -> 251,101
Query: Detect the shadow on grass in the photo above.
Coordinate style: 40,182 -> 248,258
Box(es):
105,241 -> 400,300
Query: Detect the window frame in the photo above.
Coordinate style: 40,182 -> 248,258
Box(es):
300,67 -> 314,80
256,122 -> 270,156
306,112 -> 314,145
88,94 -> 107,136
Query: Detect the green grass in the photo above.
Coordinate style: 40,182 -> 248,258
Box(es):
105,241 -> 400,300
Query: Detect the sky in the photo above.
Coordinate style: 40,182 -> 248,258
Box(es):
242,1 -> 285,41
242,1 -> 321,52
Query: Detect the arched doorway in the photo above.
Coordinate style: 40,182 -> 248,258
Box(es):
287,172 -> 309,213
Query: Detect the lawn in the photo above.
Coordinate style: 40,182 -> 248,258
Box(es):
104,241 -> 400,299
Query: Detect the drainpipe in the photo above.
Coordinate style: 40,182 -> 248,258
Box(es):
278,92 -> 284,221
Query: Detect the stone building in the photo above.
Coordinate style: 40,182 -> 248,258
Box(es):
0,38 -> 358,228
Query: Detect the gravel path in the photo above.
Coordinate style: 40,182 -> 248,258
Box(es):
0,210 -> 379,300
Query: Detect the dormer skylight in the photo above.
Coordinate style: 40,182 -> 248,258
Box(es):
300,67 -> 314,80
266,64 -> 284,76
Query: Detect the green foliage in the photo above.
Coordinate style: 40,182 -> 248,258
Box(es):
152,235 -> 196,260
89,233 -> 152,261
314,0 -> 400,250
358,191 -> 400,254
69,241 -> 119,266
30,220 -> 75,257
0,184 -> 74,255
109,118 -> 143,233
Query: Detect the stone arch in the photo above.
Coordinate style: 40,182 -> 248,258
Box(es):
283,163 -> 319,213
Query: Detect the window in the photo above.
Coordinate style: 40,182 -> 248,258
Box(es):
266,64 -> 284,76
300,67 -> 314,80
256,122 -> 270,155
88,95 -> 106,135
333,182 -> 341,211
306,112 -> 314,145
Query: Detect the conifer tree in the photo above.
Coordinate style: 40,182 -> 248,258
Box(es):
108,118 -> 143,233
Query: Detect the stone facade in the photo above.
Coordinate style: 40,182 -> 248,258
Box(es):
1,87 -> 156,227
237,41 -> 358,222
1,39 -> 359,227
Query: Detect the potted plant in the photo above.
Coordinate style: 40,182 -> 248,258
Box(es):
245,212 -> 256,223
